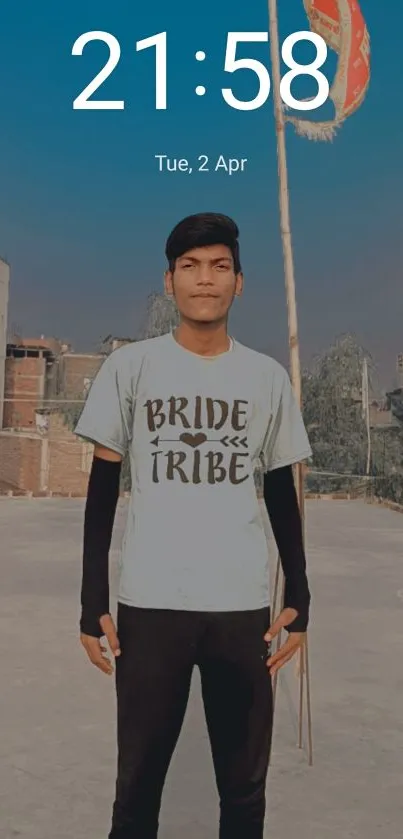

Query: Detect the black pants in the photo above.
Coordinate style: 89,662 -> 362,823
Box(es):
109,604 -> 273,839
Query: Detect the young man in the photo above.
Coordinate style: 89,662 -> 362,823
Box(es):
75,212 -> 312,839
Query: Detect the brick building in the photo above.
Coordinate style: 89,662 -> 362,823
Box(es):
0,411 -> 93,495
56,352 -> 106,402
1,337 -> 109,494
56,338 -> 135,402
3,337 -> 110,429
4,338 -> 60,429
0,333 -> 136,494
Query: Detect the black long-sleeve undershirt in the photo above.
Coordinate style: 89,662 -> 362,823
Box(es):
80,456 -> 121,637
263,466 -> 310,632
80,458 -> 310,637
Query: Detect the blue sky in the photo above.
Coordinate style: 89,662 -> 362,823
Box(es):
0,1 -> 401,386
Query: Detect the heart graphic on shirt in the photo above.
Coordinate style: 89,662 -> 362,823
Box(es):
179,432 -> 207,448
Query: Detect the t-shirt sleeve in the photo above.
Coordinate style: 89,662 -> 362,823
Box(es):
74,352 -> 133,457
261,365 -> 312,472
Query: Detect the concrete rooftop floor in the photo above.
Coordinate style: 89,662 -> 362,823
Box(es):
1,497 -> 403,839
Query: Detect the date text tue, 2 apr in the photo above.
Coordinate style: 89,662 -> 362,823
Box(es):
155,155 -> 248,175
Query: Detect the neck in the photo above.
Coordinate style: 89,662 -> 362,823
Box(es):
174,319 -> 230,357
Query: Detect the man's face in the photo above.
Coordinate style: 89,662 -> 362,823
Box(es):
164,244 -> 243,324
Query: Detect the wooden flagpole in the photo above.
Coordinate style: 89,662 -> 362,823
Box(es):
267,0 -> 313,766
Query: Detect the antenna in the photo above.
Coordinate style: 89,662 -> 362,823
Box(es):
362,357 -> 371,475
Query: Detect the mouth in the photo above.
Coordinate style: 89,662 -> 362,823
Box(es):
191,294 -> 219,299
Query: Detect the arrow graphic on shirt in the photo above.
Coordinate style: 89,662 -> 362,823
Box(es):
220,435 -> 248,448
150,433 -> 248,449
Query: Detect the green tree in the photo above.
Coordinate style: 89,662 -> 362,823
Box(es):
139,292 -> 179,339
302,334 -> 403,500
302,334 -> 370,484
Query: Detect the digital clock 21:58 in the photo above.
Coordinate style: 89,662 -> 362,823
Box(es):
72,30 -> 329,112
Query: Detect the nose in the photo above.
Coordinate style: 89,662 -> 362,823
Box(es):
196,266 -> 214,285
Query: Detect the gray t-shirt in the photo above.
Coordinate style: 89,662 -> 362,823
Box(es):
75,333 -> 312,612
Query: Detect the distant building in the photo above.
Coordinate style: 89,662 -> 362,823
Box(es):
3,336 -> 113,431
4,337 -> 60,429
110,337 -> 134,351
369,402 -> 400,430
397,354 -> 403,389
385,388 -> 403,425
0,410 -> 94,495
0,334 -> 138,493
101,334 -> 135,353
53,337 -> 135,406
1,335 -> 109,493
56,350 -> 106,403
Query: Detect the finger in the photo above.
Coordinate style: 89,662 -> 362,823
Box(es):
264,608 -> 298,641
266,636 -> 296,666
88,650 -> 114,675
94,658 -> 114,675
267,636 -> 302,670
270,650 -> 295,675
81,636 -> 110,664
107,632 -> 121,657
100,614 -> 121,657
264,615 -> 285,641
81,636 -> 102,657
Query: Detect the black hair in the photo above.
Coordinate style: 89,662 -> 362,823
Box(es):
165,212 -> 241,273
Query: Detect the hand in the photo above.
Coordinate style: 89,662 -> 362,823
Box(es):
80,614 -> 121,675
264,608 -> 305,676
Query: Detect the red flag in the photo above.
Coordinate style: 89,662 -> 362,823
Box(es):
287,0 -> 371,140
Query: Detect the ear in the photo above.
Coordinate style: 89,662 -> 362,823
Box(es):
234,272 -> 244,297
164,270 -> 174,296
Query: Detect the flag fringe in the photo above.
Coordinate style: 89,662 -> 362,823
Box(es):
289,0 -> 371,142
286,116 -> 344,142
